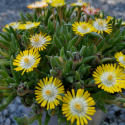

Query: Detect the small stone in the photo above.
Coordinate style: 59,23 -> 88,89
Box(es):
110,123 -> 117,125
0,116 -> 6,123
10,114 -> 16,123
3,109 -> 8,116
112,106 -> 120,112
4,118 -> 11,125
119,123 -> 125,125
119,114 -> 125,120
118,119 -> 122,123
18,105 -> 23,111
108,110 -> 115,116
9,104 -> 17,113
15,97 -> 21,104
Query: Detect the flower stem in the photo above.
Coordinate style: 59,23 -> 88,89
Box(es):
95,38 -> 102,46
100,99 -> 115,104
52,8 -> 56,30
86,15 -> 90,23
0,86 -> 12,90
28,90 -> 35,93
119,92 -> 125,98
72,63 -> 77,71
84,83 -> 98,87
38,114 -> 42,125
77,7 -> 81,22
75,36 -> 84,47
34,68 -> 48,77
0,43 -> 8,50
58,7 -> 63,26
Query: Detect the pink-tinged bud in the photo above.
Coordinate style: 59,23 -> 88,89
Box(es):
82,5 -> 100,15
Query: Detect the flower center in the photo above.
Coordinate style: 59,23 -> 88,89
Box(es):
33,36 -> 39,42
74,103 -> 82,112
24,58 -> 29,63
108,75 -> 113,81
82,24 -> 87,30
98,20 -> 104,26
45,90 -> 51,95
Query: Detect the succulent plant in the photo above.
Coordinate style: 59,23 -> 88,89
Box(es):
0,0 -> 125,125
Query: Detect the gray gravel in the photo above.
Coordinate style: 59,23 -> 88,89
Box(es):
0,0 -> 125,125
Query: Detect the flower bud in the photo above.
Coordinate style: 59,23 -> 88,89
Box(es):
17,83 -> 29,96
50,67 -> 62,78
115,98 -> 125,108
72,52 -> 82,64
31,103 -> 43,115
48,107 -> 59,116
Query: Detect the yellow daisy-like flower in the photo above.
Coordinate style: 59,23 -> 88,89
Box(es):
71,0 -> 89,7
51,0 -> 65,7
3,22 -> 20,31
18,22 -> 40,30
27,1 -> 48,9
72,22 -> 95,36
93,64 -> 125,93
91,18 -> 112,34
29,32 -> 51,51
46,0 -> 53,4
62,89 -> 96,125
106,16 -> 113,22
13,49 -> 41,75
114,52 -> 125,68
35,76 -> 64,110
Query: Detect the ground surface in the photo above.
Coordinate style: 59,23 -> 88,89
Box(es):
0,0 -> 125,125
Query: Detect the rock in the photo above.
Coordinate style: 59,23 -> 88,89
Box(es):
0,116 -> 6,123
118,119 -> 122,123
10,114 -> 16,123
9,104 -> 17,113
3,109 -> 8,116
119,114 -> 125,120
110,123 -> 118,125
112,106 -> 120,112
15,97 -> 21,104
108,110 -> 115,116
18,105 -> 23,111
4,118 -> 11,125
119,123 -> 125,125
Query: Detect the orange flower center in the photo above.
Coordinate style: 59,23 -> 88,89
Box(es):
108,75 -> 113,81
98,20 -> 104,26
33,36 -> 39,42
24,58 -> 29,63
75,103 -> 82,111
82,24 -> 87,29
46,90 -> 51,95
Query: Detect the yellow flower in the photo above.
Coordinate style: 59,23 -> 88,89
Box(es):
29,32 -> 51,51
51,0 -> 65,7
71,0 -> 89,7
106,16 -> 113,22
35,76 -> 64,110
93,64 -> 125,93
18,22 -> 40,30
62,89 -> 96,125
72,22 -> 95,36
27,1 -> 48,9
13,49 -> 41,75
114,52 -> 125,68
46,0 -> 53,4
115,19 -> 125,26
91,18 -> 112,34
3,22 -> 20,31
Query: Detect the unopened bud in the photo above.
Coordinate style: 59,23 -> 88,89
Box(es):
72,52 -> 82,64
48,107 -> 59,116
31,103 -> 43,115
115,98 -> 125,108
50,67 -> 62,78
17,83 -> 29,96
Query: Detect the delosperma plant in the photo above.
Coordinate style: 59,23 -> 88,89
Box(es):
1,0 -> 125,124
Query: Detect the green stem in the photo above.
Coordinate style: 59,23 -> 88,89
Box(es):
28,90 -> 35,94
34,68 -> 48,77
86,15 -> 90,23
75,36 -> 84,47
52,8 -> 56,30
58,7 -> 63,26
100,99 -> 115,104
0,86 -> 12,90
0,43 -> 8,50
84,83 -> 98,87
77,7 -> 81,22
38,115 -> 42,125
95,38 -> 102,46
72,63 -> 77,71
93,37 -> 98,44
119,92 -> 125,98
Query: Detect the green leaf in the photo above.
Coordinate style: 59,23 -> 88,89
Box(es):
89,32 -> 103,39
66,76 -> 73,83
89,15 -> 95,21
67,51 -> 74,60
53,35 -> 62,49
44,112 -> 51,125
0,69 -> 9,78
